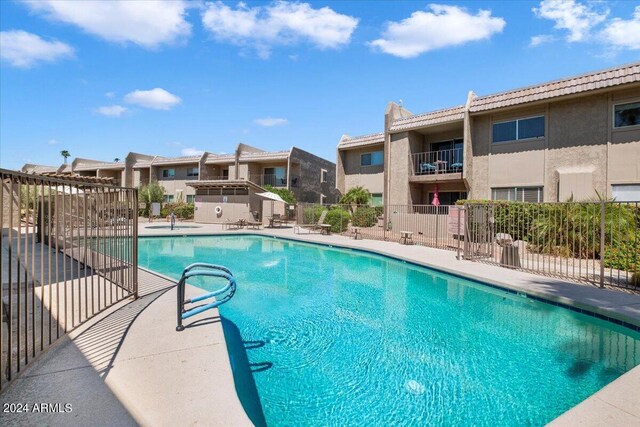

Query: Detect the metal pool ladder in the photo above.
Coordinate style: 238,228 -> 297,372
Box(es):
176,263 -> 237,331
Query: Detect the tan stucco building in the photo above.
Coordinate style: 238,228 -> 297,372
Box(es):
337,63 -> 640,206
23,143 -> 339,222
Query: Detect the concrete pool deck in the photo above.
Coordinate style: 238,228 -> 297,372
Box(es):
1,221 -> 638,426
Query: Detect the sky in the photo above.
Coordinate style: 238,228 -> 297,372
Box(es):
1,0 -> 639,169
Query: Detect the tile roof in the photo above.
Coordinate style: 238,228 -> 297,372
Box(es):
151,155 -> 201,166
337,132 -> 385,149
389,106 -> 465,132
74,162 -> 124,171
239,150 -> 289,161
470,62 -> 640,113
22,164 -> 60,174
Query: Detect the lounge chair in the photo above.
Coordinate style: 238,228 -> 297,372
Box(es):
247,211 -> 262,229
295,210 -> 331,234
223,218 -> 244,230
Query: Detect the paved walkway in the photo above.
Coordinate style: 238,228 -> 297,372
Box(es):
0,268 -> 252,427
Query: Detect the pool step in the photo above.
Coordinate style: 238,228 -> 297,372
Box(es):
176,263 -> 237,331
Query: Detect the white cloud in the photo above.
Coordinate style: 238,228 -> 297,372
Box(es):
529,34 -> 555,47
181,147 -> 204,156
22,0 -> 191,49
96,105 -> 128,117
369,4 -> 505,58
47,139 -> 59,145
0,30 -> 74,68
533,0 -> 608,42
124,88 -> 181,110
254,117 -> 288,127
600,6 -> 640,50
105,91 -> 115,98
201,1 -> 358,58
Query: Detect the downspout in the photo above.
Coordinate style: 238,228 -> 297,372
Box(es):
286,147 -> 292,190
462,91 -> 475,197
234,144 -> 240,180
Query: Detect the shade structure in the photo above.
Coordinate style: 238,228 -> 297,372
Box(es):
256,192 -> 286,203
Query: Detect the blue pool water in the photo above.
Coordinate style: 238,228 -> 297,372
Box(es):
139,235 -> 640,426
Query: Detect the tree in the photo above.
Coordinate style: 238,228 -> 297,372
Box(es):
60,150 -> 71,164
139,182 -> 166,219
339,186 -> 371,205
263,185 -> 296,204
114,158 -> 120,162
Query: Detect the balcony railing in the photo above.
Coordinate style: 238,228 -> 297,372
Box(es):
411,148 -> 463,176
249,174 -> 287,187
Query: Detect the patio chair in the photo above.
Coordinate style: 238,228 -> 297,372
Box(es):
420,163 -> 436,174
450,162 -> 463,171
294,209 -> 331,234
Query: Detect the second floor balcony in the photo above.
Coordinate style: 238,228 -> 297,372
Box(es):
249,173 -> 300,188
410,148 -> 463,181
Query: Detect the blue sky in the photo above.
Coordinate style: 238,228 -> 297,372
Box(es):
1,0 -> 639,169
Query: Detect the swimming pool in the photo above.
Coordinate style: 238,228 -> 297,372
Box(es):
139,235 -> 640,426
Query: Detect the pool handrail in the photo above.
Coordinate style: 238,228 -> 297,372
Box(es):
176,263 -> 236,331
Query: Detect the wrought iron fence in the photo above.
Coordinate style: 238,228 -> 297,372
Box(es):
295,203 -> 461,251
295,201 -> 638,290
463,201 -> 639,289
1,169 -> 138,390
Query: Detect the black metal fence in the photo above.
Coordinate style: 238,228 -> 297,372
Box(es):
1,169 -> 138,390
295,203 -> 462,251
295,201 -> 639,290
463,201 -> 639,289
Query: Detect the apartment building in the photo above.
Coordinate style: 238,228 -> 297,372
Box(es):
337,62 -> 640,206
22,143 -> 339,208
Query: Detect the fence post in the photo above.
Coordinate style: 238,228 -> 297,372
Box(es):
599,201 -> 605,288
456,206 -> 461,260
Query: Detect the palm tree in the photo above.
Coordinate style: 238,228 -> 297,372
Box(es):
339,186 -> 371,205
114,157 -> 120,162
60,150 -> 71,164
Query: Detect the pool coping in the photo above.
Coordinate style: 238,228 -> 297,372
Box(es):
138,225 -> 640,426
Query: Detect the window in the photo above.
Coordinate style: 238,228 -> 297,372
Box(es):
614,102 -> 640,128
611,184 -> 640,202
371,193 -> 383,207
361,151 -> 384,166
492,187 -> 543,203
492,116 -> 544,143
162,168 -> 175,178
222,169 -> 229,180
163,194 -> 174,203
186,195 -> 195,204
187,167 -> 199,177
321,169 -> 328,183
264,167 -> 287,186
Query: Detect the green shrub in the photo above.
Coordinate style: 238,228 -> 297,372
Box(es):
352,206 -> 379,227
604,229 -> 639,273
325,207 -> 350,233
173,203 -> 194,219
162,202 -> 194,219
462,200 -> 638,260
263,185 -> 296,204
